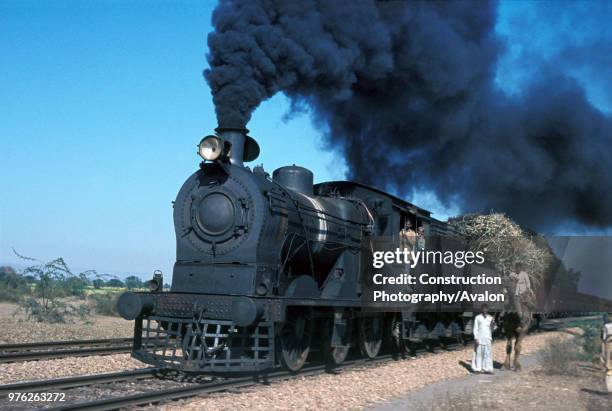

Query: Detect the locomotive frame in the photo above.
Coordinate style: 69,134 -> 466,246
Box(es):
117,127 -> 607,374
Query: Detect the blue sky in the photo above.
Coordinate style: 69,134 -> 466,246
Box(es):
0,1 -> 345,277
1,1 -> 610,279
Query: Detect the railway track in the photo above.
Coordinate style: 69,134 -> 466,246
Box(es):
0,317 -> 589,410
0,315 -> 580,365
0,338 -> 133,363
0,341 -> 462,411
0,368 -> 160,395
36,356 -> 395,411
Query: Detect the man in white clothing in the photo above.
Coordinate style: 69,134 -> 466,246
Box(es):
510,263 -> 531,297
472,303 -> 496,373
602,313 -> 612,392
509,263 -> 533,314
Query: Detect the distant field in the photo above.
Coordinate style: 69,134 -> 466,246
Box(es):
84,286 -> 143,295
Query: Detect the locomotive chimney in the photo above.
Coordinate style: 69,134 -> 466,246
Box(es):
214,127 -> 260,166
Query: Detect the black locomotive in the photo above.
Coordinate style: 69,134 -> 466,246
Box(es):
117,128 -> 486,373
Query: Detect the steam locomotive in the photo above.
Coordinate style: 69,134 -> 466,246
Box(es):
116,128 -> 596,373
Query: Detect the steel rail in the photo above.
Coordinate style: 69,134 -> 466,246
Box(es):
0,339 -> 134,363
0,343 -> 462,407
0,345 -> 133,363
0,368 -> 160,395
0,338 -> 132,351
42,356 -> 398,411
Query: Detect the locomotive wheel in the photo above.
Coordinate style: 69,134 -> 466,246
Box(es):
359,314 -> 383,359
278,308 -> 312,372
456,332 -> 465,346
322,318 -> 350,366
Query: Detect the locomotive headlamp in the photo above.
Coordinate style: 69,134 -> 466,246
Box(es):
198,135 -> 229,161
147,270 -> 163,293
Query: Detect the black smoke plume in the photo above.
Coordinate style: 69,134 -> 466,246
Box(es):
205,0 -> 612,231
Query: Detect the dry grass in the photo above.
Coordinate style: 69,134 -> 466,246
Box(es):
539,339 -> 583,376
449,213 -> 552,287
539,323 -> 602,376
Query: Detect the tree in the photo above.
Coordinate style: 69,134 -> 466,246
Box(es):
0,266 -> 29,302
12,250 -> 94,323
64,273 -> 90,297
14,252 -> 90,323
92,279 -> 104,289
0,266 -> 17,276
106,278 -> 125,288
124,275 -> 143,290
27,257 -> 73,304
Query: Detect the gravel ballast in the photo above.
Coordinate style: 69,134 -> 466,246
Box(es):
0,354 -> 145,384
0,299 -> 575,411
161,332 -> 570,411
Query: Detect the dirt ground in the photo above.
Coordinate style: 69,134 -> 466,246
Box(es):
477,363 -> 610,411
413,361 -> 611,411
0,302 -> 133,343
371,322 -> 609,411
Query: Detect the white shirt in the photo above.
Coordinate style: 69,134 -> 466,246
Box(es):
604,323 -> 612,341
473,313 -> 494,345
511,270 -> 531,296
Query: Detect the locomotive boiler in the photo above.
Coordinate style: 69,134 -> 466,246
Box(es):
117,127 -> 469,373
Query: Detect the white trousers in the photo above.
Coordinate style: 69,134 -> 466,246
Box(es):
472,343 -> 493,372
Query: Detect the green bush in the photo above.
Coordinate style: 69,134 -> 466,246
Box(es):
106,278 -> 125,288
64,273 -> 90,297
579,324 -> 600,362
8,253 -> 129,321
539,338 -> 582,376
20,297 -> 91,323
90,292 -> 122,316
12,254 -> 95,322
0,267 -> 30,302
124,275 -> 143,290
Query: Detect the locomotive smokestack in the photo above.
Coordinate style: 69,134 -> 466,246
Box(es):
214,127 -> 260,166
215,127 -> 246,166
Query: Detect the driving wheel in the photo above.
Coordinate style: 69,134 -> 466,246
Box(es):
323,316 -> 351,366
359,314 -> 383,359
278,308 -> 313,372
